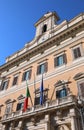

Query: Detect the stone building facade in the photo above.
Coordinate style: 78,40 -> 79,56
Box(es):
0,11 -> 84,130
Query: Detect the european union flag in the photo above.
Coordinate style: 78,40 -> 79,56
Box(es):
40,75 -> 44,105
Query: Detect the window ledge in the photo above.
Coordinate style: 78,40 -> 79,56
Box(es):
72,56 -> 84,64
55,64 -> 66,70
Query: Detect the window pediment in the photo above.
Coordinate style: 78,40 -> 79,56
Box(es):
17,94 -> 25,100
54,80 -> 71,87
5,99 -> 16,104
73,72 -> 84,80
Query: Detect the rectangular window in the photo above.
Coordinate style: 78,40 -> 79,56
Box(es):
73,47 -> 81,59
54,53 -> 67,67
12,76 -> 18,86
1,80 -> 9,90
56,88 -> 67,98
22,70 -> 32,81
34,89 -> 48,105
34,96 -> 40,105
78,82 -> 84,99
5,104 -> 12,114
16,102 -> 23,111
37,62 -> 48,75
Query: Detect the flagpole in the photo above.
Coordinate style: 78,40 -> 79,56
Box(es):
40,74 -> 44,105
34,73 -> 36,97
26,80 -> 33,107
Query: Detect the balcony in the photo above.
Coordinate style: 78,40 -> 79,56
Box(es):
2,95 -> 77,122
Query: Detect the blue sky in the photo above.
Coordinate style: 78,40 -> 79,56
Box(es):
0,0 -> 84,65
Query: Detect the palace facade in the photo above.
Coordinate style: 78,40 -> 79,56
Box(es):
0,11 -> 84,130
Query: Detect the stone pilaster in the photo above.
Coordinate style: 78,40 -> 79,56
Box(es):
70,109 -> 77,130
45,114 -> 50,130
17,121 -> 23,130
2,124 -> 6,130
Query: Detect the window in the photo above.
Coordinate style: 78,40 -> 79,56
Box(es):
42,24 -> 47,33
37,62 -> 48,75
34,96 -> 40,105
1,80 -> 9,90
22,70 -> 32,81
5,99 -> 14,114
54,53 -> 67,67
16,94 -> 25,111
78,81 -> 84,99
73,47 -> 81,59
5,104 -> 12,114
12,76 -> 18,86
72,44 -> 83,60
34,88 -> 48,105
16,102 -> 23,111
56,88 -> 67,98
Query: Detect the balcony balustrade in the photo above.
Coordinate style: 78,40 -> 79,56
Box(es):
2,95 -> 77,122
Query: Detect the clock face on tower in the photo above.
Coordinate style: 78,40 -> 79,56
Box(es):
37,33 -> 50,44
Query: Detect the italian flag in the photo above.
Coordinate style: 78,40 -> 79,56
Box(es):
23,86 -> 30,112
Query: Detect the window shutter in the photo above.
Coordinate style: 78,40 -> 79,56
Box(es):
22,72 -> 25,81
6,80 -> 9,90
28,70 -> 32,80
44,62 -> 48,73
44,94 -> 47,102
80,83 -> 84,98
16,103 -> 20,111
0,80 -> 3,91
13,76 -> 18,86
63,53 -> 67,64
77,47 -> 81,57
54,57 -> 57,67
56,91 -> 60,98
73,49 -> 77,59
37,65 -> 40,75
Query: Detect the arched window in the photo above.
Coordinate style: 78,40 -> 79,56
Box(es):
42,24 -> 47,33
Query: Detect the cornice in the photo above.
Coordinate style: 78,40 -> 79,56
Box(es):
34,12 -> 60,27
0,19 -> 84,72
0,55 -> 84,99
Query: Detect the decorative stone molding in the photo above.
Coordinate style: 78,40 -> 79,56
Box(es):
45,114 -> 50,123
69,109 -> 76,117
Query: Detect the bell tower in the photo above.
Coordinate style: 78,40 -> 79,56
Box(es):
34,11 -> 60,37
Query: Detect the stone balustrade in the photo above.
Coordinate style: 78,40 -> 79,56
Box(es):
2,95 -> 77,122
